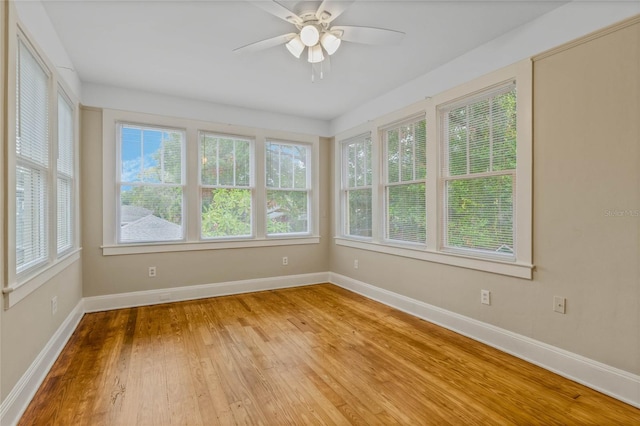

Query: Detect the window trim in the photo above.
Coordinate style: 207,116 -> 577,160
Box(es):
335,59 -> 533,279
102,109 -> 320,255
4,16 -> 81,308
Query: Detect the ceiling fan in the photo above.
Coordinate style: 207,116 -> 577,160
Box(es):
234,0 -> 405,79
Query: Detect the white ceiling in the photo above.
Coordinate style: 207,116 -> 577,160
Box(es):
41,0 -> 566,121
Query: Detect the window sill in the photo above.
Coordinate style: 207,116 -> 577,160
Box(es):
334,238 -> 533,279
102,236 -> 321,256
3,249 -> 82,309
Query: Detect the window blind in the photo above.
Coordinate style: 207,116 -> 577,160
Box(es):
118,124 -> 185,243
384,117 -> 426,244
266,141 -> 310,235
57,94 -> 74,253
200,133 -> 253,238
342,133 -> 372,237
442,84 -> 517,255
16,38 -> 50,272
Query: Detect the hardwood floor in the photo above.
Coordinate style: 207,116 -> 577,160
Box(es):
19,284 -> 640,425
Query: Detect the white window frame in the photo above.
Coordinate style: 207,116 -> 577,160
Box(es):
340,132 -> 373,240
199,131 -> 255,240
335,60 -> 533,279
102,109 -> 320,255
381,115 -> 427,247
4,19 -> 81,308
265,140 -> 313,238
115,122 -> 187,244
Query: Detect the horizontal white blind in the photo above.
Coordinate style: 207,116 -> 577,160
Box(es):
342,133 -> 372,238
266,142 -> 310,235
384,118 -> 426,244
16,38 -> 50,272
200,133 -> 253,238
118,124 -> 185,243
57,94 -> 74,253
442,84 -> 516,255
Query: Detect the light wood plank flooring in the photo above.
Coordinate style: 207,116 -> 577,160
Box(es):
19,284 -> 640,425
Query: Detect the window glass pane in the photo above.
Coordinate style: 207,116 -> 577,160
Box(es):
200,134 -> 218,186
57,177 -> 72,253
57,95 -> 74,176
446,175 -> 514,253
347,188 -> 372,237
120,186 -> 183,243
121,126 -> 183,184
469,99 -> 491,174
201,188 -> 252,238
386,183 -> 426,244
387,129 -> 399,183
267,190 -> 308,234
16,166 -> 47,271
265,143 -> 280,188
492,89 -> 517,171
448,106 -> 468,176
293,146 -> 307,189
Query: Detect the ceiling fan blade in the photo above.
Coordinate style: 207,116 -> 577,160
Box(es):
332,25 -> 405,45
315,0 -> 355,24
248,1 -> 302,25
233,33 -> 297,53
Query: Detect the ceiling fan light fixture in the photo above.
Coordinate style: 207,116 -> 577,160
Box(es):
285,35 -> 304,58
320,32 -> 341,55
307,44 -> 324,63
300,25 -> 320,47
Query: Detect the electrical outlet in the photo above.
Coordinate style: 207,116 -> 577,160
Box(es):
553,296 -> 566,314
282,256 -> 288,266
481,289 -> 491,305
51,296 -> 58,315
354,259 -> 359,269
148,266 -> 156,277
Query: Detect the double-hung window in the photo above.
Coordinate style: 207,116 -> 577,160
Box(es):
335,60 -> 531,278
383,117 -> 427,245
9,29 -> 81,306
117,123 -> 185,243
440,83 -> 517,258
200,132 -> 254,239
265,141 -> 311,236
15,37 -> 50,274
341,133 -> 372,238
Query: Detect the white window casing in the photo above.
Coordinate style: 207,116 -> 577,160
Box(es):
102,110 -> 320,255
335,59 -> 533,279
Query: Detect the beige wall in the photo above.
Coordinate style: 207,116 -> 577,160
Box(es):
80,108 -> 331,298
0,0 -> 6,406
330,19 -> 640,374
1,261 -> 83,400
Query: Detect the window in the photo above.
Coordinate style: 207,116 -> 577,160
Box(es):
441,84 -> 517,258
200,132 -> 253,239
7,29 -> 80,307
341,133 -> 372,238
266,141 -> 311,235
383,117 -> 427,245
335,60 -> 532,278
15,37 -> 50,274
57,93 -> 74,254
117,123 -> 185,243
102,110 -> 320,254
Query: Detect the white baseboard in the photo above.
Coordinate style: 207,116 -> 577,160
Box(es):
329,272 -> 640,409
84,272 -> 330,312
0,299 -> 85,426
